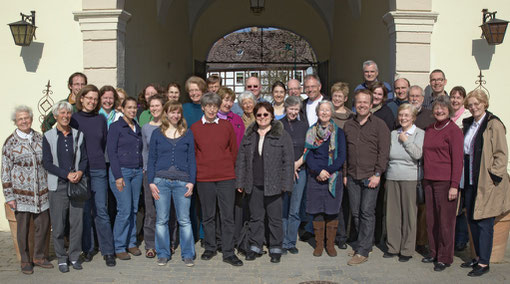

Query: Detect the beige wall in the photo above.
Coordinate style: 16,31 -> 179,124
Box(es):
0,1 -> 84,231
329,0 -> 391,105
124,0 -> 193,98
430,0 -> 510,166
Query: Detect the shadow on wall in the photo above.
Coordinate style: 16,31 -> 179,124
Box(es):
20,42 -> 44,73
472,39 -> 495,70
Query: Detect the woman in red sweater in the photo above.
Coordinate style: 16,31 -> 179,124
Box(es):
422,96 -> 463,271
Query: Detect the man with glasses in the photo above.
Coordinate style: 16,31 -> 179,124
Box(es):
232,76 -> 267,116
41,72 -> 87,132
287,79 -> 302,97
423,69 -> 448,109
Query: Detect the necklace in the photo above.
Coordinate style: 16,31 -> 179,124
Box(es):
434,120 -> 450,131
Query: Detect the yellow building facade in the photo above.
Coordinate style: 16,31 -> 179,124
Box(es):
1,0 -> 509,231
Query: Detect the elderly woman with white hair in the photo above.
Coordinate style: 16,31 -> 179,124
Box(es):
304,101 -> 346,257
43,101 -> 88,273
2,105 -> 52,274
238,91 -> 257,129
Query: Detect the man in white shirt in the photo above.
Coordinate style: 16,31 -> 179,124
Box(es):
302,75 -> 324,126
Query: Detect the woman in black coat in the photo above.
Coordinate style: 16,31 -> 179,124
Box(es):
236,102 -> 294,264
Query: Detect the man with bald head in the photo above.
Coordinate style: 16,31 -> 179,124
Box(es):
287,79 -> 302,97
354,60 -> 393,99
386,77 -> 410,117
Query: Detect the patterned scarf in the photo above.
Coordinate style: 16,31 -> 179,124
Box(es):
304,120 -> 338,197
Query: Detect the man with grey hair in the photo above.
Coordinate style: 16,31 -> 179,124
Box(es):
354,60 -> 393,99
231,76 -> 267,117
409,85 -> 435,130
287,79 -> 302,97
302,74 -> 325,126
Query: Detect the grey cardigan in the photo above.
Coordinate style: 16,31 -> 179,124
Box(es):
386,125 -> 425,181
236,120 -> 294,196
44,128 -> 84,191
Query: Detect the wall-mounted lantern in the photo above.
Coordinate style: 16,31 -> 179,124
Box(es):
8,11 -> 37,46
250,0 -> 265,15
480,9 -> 508,45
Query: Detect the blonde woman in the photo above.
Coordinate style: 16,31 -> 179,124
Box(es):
147,101 -> 196,266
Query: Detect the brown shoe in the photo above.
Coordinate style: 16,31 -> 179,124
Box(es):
325,219 -> 338,257
348,254 -> 368,266
312,221 -> 325,257
33,258 -> 54,269
116,252 -> 131,260
146,248 -> 156,258
128,247 -> 142,256
21,262 -> 33,274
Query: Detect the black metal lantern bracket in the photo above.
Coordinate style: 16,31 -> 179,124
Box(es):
8,11 -> 37,46
480,9 -> 508,45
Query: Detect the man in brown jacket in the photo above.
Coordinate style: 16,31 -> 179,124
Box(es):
343,89 -> 390,265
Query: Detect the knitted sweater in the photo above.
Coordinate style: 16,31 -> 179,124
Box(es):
386,126 -> 425,181
2,130 -> 49,213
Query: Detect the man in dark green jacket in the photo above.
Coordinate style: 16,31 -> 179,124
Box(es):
40,72 -> 87,132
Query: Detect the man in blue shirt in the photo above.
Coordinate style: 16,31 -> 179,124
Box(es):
354,60 -> 393,100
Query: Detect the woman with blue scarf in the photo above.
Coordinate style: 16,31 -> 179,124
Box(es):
304,101 -> 346,258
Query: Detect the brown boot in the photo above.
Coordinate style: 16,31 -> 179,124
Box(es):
312,221 -> 325,257
325,219 -> 339,257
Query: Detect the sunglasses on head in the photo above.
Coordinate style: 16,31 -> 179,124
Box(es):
256,113 -> 270,118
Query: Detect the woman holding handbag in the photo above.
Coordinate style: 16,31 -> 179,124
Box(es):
43,101 -> 88,273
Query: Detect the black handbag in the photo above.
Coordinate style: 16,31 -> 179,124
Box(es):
417,160 -> 425,204
67,131 -> 90,202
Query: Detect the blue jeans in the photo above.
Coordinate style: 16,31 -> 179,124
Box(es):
109,167 -> 143,253
282,169 -> 307,249
153,178 -> 195,259
82,198 -> 95,254
90,169 -> 114,255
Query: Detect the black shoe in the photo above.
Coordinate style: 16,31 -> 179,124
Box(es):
468,264 -> 490,277
299,231 -> 314,242
104,254 -> 116,267
434,262 -> 450,272
399,255 -> 412,262
200,250 -> 217,260
269,253 -> 281,263
58,264 -> 69,273
223,255 -> 243,266
461,259 -> 478,268
383,252 -> 397,258
288,247 -> 299,254
82,252 -> 93,262
245,251 -> 262,261
454,243 -> 467,252
71,261 -> 83,270
421,256 -> 436,263
337,242 -> 347,250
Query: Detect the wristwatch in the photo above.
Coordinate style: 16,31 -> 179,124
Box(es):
374,172 -> 381,177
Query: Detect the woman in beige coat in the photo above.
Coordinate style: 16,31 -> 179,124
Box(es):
460,89 -> 510,277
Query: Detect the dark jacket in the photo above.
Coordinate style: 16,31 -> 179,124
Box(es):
462,112 -> 510,220
236,120 -> 294,196
107,118 -> 143,180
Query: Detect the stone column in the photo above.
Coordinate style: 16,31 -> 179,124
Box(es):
73,9 -> 131,88
383,2 -> 438,89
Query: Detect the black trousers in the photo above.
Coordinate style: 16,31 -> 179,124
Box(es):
465,184 -> 495,265
248,186 -> 283,254
197,179 -> 235,258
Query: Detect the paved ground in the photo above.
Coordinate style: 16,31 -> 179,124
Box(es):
0,231 -> 509,283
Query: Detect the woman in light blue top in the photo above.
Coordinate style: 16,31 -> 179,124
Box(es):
99,85 -> 122,128
384,103 -> 424,261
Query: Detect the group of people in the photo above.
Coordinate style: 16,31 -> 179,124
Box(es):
2,61 -> 509,278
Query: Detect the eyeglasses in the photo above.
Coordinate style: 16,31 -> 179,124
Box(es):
247,85 -> 259,88
430,78 -> 444,83
256,113 -> 270,118
304,85 -> 318,90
